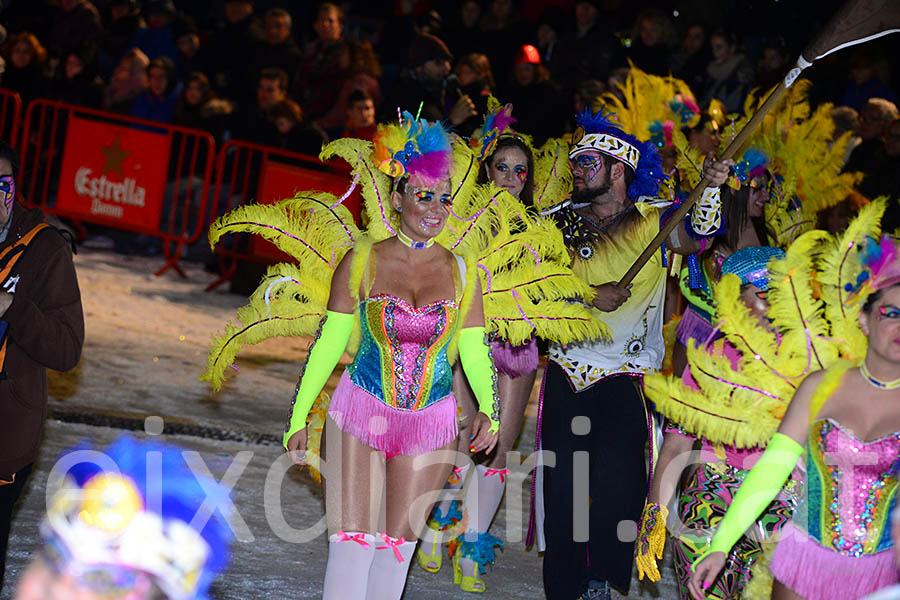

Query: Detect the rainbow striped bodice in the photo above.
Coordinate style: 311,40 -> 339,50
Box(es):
798,418 -> 900,557
348,293 -> 458,411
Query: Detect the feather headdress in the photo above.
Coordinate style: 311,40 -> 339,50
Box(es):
848,234 -> 900,299
469,95 -> 519,165
596,64 -> 700,149
728,147 -> 770,187
45,436 -> 232,600
372,111 -> 452,186
717,79 -> 863,247
570,107 -> 666,201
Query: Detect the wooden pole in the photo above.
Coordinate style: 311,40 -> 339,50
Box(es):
617,79 -> 788,287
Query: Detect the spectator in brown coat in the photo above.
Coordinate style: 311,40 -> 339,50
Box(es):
0,140 -> 84,593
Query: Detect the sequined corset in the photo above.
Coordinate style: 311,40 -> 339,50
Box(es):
348,294 -> 458,410
798,419 -> 900,557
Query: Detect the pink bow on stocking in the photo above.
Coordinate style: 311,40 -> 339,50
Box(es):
336,531 -> 370,549
377,533 -> 407,562
484,468 -> 509,483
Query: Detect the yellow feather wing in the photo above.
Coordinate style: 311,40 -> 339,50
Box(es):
766,231 -> 837,374
818,198 -> 885,360
319,137 -> 394,241
203,196 -> 358,391
533,138 -> 573,211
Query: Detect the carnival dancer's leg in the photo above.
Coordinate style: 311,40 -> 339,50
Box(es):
453,369 -> 537,590
416,366 -> 474,572
584,375 -> 647,595
321,416 -> 384,599
672,462 -> 800,600
771,580 -> 804,600
541,361 -> 589,600
366,440 -> 457,600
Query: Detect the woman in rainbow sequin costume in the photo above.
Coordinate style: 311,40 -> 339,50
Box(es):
281,116 -> 501,600
202,105 -> 600,597
419,99 -> 544,592
689,235 -> 900,600
639,247 -> 802,599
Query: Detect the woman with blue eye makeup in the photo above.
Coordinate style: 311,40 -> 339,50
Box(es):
416,118 -> 542,591
688,236 -> 900,600
480,136 -> 535,207
277,115 -> 500,600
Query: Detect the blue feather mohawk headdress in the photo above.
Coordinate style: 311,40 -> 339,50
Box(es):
570,107 -> 666,201
43,435 -> 232,600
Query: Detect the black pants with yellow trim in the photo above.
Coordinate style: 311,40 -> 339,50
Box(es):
541,363 -> 648,599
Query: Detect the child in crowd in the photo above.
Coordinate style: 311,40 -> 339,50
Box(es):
341,88 -> 376,140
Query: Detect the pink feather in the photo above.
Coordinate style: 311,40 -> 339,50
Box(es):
663,120 -> 674,147
869,236 -> 900,289
406,150 -> 452,187
683,96 -> 700,115
491,104 -> 517,137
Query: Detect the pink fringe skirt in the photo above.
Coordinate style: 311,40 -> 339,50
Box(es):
770,522 -> 900,599
675,306 -> 720,348
490,336 -> 539,378
327,372 -> 458,457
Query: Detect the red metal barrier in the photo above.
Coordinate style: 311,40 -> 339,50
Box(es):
205,139 -> 361,291
18,99 -> 215,277
0,89 -> 22,149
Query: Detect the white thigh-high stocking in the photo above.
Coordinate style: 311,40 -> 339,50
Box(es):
458,464 -> 508,579
365,533 -> 417,600
473,464 -> 507,532
434,463 -> 469,519
322,531 -> 376,599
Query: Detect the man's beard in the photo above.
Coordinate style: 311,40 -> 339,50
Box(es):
572,179 -> 611,204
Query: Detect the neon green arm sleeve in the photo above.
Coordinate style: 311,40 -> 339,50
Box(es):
457,326 -> 500,433
694,433 -> 803,564
283,310 -> 354,449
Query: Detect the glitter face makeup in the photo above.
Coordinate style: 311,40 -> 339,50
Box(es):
488,146 -> 529,200
572,153 -> 604,183
515,165 -> 527,183
412,190 -> 453,207
878,305 -> 900,319
0,175 -> 13,211
393,179 -> 452,242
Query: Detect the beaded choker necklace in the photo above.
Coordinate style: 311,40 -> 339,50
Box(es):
860,361 -> 900,390
397,230 -> 434,250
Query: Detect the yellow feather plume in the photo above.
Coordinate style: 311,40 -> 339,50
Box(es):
673,127 -> 704,190
203,196 -> 358,391
201,262 -> 329,391
449,136 -> 480,210
597,63 -> 698,142
647,205 -> 880,447
441,182 -> 608,344
533,137 -> 573,211
765,230 -> 837,374
818,198 -> 885,360
319,137 -> 395,241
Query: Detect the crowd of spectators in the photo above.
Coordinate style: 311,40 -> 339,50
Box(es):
0,0 -> 897,210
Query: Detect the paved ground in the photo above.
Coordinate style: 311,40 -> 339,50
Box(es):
1,249 -> 680,599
